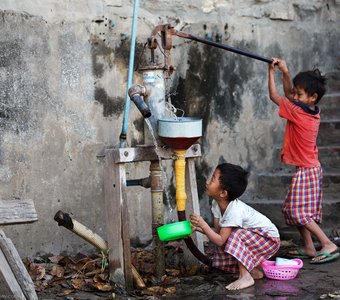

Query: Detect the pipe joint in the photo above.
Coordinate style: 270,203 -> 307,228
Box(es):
128,84 -> 148,98
128,84 -> 151,119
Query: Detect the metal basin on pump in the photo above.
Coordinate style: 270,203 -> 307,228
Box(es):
157,117 -> 202,150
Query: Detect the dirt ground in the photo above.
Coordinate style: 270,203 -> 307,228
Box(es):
32,240 -> 340,300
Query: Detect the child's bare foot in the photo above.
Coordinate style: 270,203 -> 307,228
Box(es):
250,267 -> 263,279
225,274 -> 255,290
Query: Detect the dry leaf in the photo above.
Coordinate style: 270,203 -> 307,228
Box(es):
62,289 -> 74,295
141,286 -> 165,296
93,273 -> 109,282
85,268 -> 102,277
47,277 -> 68,287
48,255 -> 65,264
28,263 -> 46,281
186,265 -> 199,276
161,276 -> 180,285
71,278 -> 88,291
50,265 -> 65,277
165,268 -> 180,277
92,282 -> 114,291
164,287 -> 176,294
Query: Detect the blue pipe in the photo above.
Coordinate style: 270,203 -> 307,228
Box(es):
119,0 -> 140,148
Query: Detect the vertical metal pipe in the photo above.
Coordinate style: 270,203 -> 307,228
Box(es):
119,0 -> 140,148
142,69 -> 166,145
150,161 -> 165,279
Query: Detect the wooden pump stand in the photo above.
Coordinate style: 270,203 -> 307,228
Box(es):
0,199 -> 38,300
104,144 -> 204,289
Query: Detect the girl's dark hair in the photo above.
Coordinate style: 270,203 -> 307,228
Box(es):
293,68 -> 327,104
216,163 -> 249,201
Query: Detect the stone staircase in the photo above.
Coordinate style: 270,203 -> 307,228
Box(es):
251,91 -> 340,241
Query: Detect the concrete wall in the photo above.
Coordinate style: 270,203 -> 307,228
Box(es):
0,0 -> 339,257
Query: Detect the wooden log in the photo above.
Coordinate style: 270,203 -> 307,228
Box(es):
0,229 -> 38,299
54,210 -> 146,289
54,210 -> 108,250
0,199 -> 38,225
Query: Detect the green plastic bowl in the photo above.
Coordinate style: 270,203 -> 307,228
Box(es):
157,220 -> 192,242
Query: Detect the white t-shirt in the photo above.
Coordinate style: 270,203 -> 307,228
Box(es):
211,199 -> 280,238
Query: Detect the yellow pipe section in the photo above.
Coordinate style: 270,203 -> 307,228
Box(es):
174,150 -> 187,211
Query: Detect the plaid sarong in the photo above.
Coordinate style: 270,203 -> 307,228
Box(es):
282,166 -> 323,226
211,228 -> 280,272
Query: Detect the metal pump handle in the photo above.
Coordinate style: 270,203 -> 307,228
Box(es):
146,24 -> 273,77
174,30 -> 273,64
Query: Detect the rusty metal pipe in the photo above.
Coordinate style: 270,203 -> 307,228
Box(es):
150,161 -> 165,279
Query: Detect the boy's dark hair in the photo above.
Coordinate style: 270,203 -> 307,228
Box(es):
293,68 -> 327,104
216,163 -> 249,201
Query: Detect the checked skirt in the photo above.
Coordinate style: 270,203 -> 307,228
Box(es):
211,228 -> 280,273
282,166 -> 323,226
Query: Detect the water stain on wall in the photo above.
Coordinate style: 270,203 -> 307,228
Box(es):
90,38 -> 132,117
94,87 -> 124,117
170,41 -> 254,132
194,159 -> 211,201
169,41 -> 256,202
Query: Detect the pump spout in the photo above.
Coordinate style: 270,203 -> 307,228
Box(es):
128,84 -> 151,118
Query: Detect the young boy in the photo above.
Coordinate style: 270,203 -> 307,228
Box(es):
268,58 -> 339,263
190,163 -> 280,290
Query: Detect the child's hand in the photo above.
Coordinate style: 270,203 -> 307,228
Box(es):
271,57 -> 289,73
269,57 -> 280,72
190,213 -> 206,231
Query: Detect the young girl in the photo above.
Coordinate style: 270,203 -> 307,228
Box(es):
190,163 -> 280,290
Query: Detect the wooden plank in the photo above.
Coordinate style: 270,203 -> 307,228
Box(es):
104,150 -> 133,289
185,158 -> 204,255
118,163 -> 133,290
0,230 -> 38,300
104,150 -> 124,285
112,144 -> 201,163
0,248 -> 27,299
0,199 -> 38,225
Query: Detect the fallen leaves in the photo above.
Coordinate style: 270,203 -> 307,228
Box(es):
24,242 -> 203,298
25,252 -> 115,293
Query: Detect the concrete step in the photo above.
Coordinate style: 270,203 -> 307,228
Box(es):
321,107 -> 340,119
317,119 -> 340,146
319,145 -> 340,172
245,199 -> 340,240
271,145 -> 340,173
256,171 -> 340,200
320,92 -> 340,109
325,72 -> 340,92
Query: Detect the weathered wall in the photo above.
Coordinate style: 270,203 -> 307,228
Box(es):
0,0 -> 339,257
